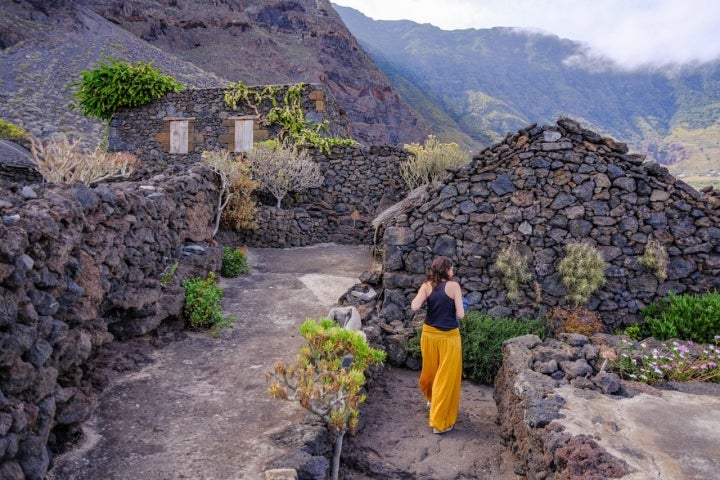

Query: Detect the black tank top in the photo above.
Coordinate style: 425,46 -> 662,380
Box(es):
425,281 -> 458,331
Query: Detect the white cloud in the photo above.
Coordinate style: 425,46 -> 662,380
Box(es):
331,0 -> 720,70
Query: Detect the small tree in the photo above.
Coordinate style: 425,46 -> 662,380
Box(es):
69,55 -> 183,122
400,135 -> 469,189
201,150 -> 258,236
267,318 -> 386,480
247,140 -> 323,209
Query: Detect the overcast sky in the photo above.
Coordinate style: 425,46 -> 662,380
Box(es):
331,0 -> 720,70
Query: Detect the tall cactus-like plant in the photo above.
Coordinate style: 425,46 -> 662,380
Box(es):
558,242 -> 607,306
638,235 -> 669,281
495,243 -> 533,301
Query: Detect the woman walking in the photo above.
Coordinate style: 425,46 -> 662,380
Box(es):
411,256 -> 465,434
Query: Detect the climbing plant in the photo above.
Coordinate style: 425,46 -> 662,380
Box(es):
223,82 -> 357,154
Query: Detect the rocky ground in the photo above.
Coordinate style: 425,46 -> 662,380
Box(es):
46,243 -> 517,480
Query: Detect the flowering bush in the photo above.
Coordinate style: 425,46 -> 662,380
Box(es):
612,336 -> 720,384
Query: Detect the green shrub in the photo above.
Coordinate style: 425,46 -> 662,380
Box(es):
69,55 -> 183,121
221,246 -> 249,277
182,272 -> 234,335
0,119 -> 27,140
400,135 -> 470,189
461,312 -> 546,385
639,292 -> 720,343
558,242 -> 607,306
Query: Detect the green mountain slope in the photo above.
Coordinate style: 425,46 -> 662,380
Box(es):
334,5 -> 720,182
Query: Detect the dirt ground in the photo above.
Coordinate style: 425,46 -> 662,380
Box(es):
47,243 -> 517,480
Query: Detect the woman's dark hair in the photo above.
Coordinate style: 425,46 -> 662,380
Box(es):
427,256 -> 454,287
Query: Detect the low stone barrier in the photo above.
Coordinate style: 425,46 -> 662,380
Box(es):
494,333 -> 720,479
0,166 -> 221,479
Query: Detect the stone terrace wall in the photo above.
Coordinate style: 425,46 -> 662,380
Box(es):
379,118 -> 720,330
0,167 -> 221,479
237,145 -> 410,247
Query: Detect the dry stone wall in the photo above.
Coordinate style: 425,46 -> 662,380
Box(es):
237,145 -> 410,247
0,167 -> 221,480
379,118 -> 720,330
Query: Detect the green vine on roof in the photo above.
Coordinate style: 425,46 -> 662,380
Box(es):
223,81 -> 357,154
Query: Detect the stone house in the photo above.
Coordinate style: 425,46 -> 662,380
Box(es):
377,117 -> 720,330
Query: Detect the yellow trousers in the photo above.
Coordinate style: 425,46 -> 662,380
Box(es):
419,323 -> 462,431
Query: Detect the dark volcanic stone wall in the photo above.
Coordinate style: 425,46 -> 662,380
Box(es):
379,118 -> 720,330
238,145 -> 410,247
0,167 -> 221,479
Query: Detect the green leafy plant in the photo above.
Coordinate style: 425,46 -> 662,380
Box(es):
69,55 -> 184,122
246,140 -> 324,209
400,135 -> 470,189
611,337 -> 719,384
639,292 -> 720,344
495,243 -> 532,301
638,235 -> 669,281
558,242 -> 607,306
460,312 -> 546,384
182,272 -> 234,336
0,118 -> 27,140
224,81 -> 266,111
221,246 -> 249,277
267,318 -> 386,480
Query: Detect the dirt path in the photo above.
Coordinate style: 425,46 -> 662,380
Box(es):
47,244 -> 516,480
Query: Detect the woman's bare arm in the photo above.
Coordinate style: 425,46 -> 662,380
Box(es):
411,282 -> 430,311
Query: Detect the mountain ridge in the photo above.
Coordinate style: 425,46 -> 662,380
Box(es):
333,5 -> 720,184
1,0 -> 718,187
